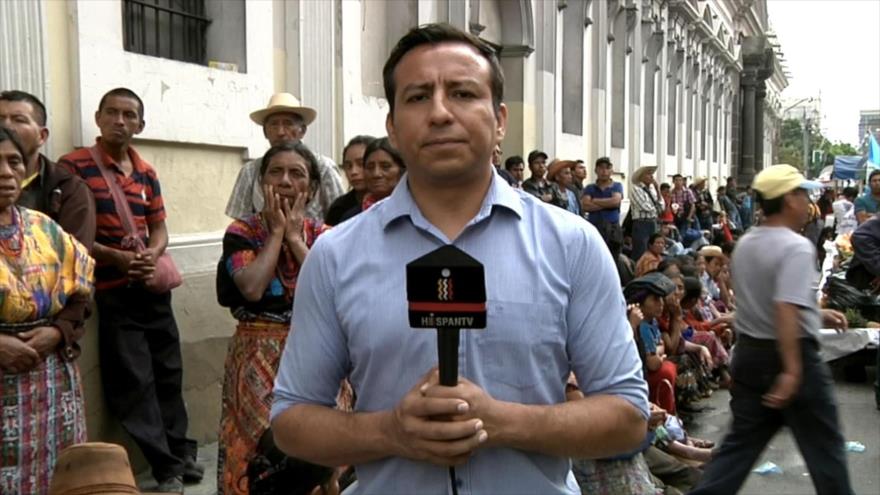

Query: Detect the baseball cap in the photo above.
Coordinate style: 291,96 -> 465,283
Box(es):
752,164 -> 823,200
623,272 -> 676,303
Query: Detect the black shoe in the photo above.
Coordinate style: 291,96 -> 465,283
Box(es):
183,455 -> 205,484
156,475 -> 184,494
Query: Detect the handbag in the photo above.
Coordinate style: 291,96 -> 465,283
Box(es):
88,146 -> 182,293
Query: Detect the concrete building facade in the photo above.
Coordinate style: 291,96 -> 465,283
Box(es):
1,0 -> 787,461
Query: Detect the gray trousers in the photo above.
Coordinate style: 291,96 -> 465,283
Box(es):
691,336 -> 853,495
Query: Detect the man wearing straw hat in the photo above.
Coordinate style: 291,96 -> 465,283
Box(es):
629,165 -> 664,261
225,93 -> 344,222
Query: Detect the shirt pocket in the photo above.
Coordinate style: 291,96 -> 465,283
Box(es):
477,300 -> 567,399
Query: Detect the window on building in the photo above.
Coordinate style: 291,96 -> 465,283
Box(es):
610,11 -> 627,148
686,87 -> 693,159
122,0 -> 246,71
667,77 -> 677,155
561,0 -> 585,135
700,95 -> 708,160
361,0 -> 416,98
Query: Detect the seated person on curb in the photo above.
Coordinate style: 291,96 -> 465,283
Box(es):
625,273 -> 678,415
636,233 -> 666,277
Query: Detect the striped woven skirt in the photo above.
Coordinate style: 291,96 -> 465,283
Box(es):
218,320 -> 289,495
0,352 -> 87,495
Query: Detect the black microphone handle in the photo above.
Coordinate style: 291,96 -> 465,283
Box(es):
437,328 -> 460,387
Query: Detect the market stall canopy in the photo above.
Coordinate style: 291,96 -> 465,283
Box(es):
833,155 -> 868,180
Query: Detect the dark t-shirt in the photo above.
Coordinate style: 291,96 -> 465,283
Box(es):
583,181 -> 623,225
325,190 -> 359,226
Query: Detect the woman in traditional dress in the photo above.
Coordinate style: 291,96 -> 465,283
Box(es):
324,135 -> 375,226
338,137 -> 405,223
216,141 -> 333,494
0,126 -> 94,494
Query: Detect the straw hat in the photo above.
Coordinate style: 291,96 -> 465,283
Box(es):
249,93 -> 317,127
699,245 -> 724,259
693,176 -> 708,186
548,160 -> 577,180
631,165 -> 657,184
50,443 -> 140,495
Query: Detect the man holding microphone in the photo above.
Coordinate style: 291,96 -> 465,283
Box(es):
271,24 -> 648,493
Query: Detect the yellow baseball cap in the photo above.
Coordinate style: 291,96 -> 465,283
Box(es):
752,164 -> 823,200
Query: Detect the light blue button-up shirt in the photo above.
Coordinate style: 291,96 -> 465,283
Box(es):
272,171 -> 649,494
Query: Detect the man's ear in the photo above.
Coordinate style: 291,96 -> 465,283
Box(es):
386,112 -> 398,149
38,126 -> 49,149
495,102 -> 508,143
134,119 -> 145,135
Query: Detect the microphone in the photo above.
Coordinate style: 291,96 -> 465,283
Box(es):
406,244 -> 487,386
406,245 -> 487,494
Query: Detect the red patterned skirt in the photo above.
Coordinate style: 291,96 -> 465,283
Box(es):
0,352 -> 87,495
217,320 -> 353,494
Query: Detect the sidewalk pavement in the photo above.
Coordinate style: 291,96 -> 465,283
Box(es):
170,367 -> 879,494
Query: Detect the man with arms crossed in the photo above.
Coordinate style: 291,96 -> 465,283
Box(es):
692,165 -> 853,494
271,24 -> 648,494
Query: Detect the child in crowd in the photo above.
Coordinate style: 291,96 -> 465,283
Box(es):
625,273 -> 679,414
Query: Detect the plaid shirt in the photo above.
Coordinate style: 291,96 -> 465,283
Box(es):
670,186 -> 696,211
225,152 -> 344,222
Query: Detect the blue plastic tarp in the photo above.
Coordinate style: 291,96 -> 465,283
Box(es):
833,155 -> 868,180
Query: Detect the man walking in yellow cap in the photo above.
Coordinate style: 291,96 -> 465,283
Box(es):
692,165 -> 853,494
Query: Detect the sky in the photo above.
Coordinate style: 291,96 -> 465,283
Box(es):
767,0 -> 880,146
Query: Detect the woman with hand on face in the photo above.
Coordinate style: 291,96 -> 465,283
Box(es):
0,126 -> 94,494
324,135 -> 375,226
657,273 -> 715,411
216,142 -> 334,494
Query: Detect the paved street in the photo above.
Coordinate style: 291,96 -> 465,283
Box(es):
163,365 -> 878,495
689,365 -> 879,495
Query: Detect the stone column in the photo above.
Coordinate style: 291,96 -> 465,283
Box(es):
754,79 -> 767,173
739,68 -> 757,186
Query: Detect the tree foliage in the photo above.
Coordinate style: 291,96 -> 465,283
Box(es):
777,118 -> 859,176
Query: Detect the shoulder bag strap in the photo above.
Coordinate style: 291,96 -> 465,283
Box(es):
88,145 -> 138,237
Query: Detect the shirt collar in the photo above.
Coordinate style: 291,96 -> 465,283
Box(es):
95,137 -> 147,174
378,168 -> 524,231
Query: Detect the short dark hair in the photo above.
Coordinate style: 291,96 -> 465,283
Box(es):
648,233 -> 664,245
342,135 -> 376,163
721,241 -> 736,257
504,155 -> 524,170
672,174 -> 684,181
364,137 -> 406,170
657,258 -> 680,275
595,157 -> 612,169
0,125 -> 27,158
681,276 -> 703,306
870,170 -> 880,182
527,149 -> 548,165
260,141 -> 321,193
756,190 -> 785,216
98,87 -> 145,120
843,186 -> 858,200
660,182 -> 671,191
0,90 -> 47,126
383,23 -> 504,118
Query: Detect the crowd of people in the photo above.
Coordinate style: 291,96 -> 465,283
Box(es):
0,22 -> 869,495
